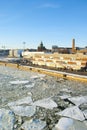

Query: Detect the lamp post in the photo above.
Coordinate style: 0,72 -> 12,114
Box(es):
23,42 -> 26,50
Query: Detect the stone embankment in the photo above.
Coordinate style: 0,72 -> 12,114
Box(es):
0,66 -> 87,129
0,61 -> 87,83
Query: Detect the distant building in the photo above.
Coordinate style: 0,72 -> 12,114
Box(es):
0,49 -> 9,56
58,48 -> 71,54
52,45 -> 58,53
77,48 -> 87,55
37,41 -> 46,51
22,51 -> 44,58
52,45 -> 71,54
9,49 -> 24,57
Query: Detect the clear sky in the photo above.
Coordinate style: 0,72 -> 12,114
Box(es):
0,0 -> 87,49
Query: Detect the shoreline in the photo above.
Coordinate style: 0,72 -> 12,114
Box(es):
0,61 -> 87,82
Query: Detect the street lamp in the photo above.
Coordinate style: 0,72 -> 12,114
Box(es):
23,42 -> 26,50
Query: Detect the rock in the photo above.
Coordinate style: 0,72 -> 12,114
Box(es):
21,119 -> 46,130
0,108 -> 15,130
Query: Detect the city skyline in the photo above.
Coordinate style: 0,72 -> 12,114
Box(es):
0,0 -> 87,49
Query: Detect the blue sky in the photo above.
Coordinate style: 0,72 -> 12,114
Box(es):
0,0 -> 87,49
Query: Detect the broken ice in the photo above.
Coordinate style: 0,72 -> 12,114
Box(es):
0,109 -> 15,130
68,96 -> 87,106
33,98 -> 57,109
21,119 -> 46,130
8,96 -> 32,106
9,105 -> 36,117
9,80 -> 29,85
25,83 -> 35,88
59,94 -> 71,100
83,109 -> 87,119
53,117 -> 87,130
56,106 -> 85,121
30,74 -> 45,80
8,96 -> 36,117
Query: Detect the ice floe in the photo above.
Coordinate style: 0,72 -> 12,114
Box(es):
25,83 -> 35,88
30,74 -> 45,80
9,105 -> 36,117
9,80 -> 29,85
68,96 -> 87,106
8,96 -> 32,106
21,119 -> 46,130
83,109 -> 87,119
8,96 -> 36,117
53,117 -> 87,130
60,88 -> 71,93
32,98 -> 57,109
0,109 -> 15,130
56,106 -> 85,121
59,94 -> 71,100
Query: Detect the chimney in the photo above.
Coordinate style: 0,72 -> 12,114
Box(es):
72,39 -> 75,53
